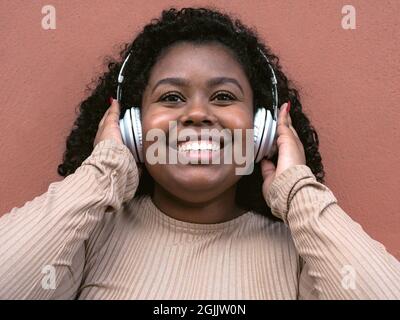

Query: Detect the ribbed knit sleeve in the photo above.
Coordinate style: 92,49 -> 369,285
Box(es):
0,139 -> 139,299
265,165 -> 400,299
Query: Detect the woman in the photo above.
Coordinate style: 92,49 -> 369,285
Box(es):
0,7 -> 399,299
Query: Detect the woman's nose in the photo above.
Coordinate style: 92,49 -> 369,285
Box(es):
179,99 -> 217,127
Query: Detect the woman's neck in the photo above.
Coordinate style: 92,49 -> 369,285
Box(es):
151,184 -> 247,224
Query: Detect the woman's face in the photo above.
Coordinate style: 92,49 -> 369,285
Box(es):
141,41 -> 254,203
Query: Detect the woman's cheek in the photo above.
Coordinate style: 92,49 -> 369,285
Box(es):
140,111 -> 169,163
219,107 -> 253,130
219,108 -> 253,164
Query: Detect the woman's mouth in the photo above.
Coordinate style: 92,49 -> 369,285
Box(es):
168,135 -> 230,165
177,140 -> 221,152
175,140 -> 222,164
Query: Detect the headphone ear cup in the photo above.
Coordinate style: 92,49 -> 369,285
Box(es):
258,109 -> 277,162
119,108 -> 136,160
131,107 -> 143,163
253,108 -> 266,162
119,107 -> 143,163
253,108 -> 278,163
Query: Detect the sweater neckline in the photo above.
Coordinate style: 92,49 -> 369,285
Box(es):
136,195 -> 253,233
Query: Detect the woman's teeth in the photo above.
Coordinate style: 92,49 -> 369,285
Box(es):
177,141 -> 220,152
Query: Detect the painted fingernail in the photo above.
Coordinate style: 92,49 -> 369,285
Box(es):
109,97 -> 113,105
287,100 -> 291,113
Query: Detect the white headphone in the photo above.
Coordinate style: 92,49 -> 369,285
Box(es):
117,47 -> 279,163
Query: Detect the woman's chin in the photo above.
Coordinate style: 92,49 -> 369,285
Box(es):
166,165 -> 235,192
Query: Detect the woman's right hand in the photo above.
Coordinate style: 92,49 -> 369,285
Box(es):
93,98 -> 143,177
93,98 -> 124,148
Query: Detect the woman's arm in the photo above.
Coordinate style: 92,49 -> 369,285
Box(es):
265,164 -> 400,300
0,139 -> 139,299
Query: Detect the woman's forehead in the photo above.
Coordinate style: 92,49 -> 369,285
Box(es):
147,42 -> 250,89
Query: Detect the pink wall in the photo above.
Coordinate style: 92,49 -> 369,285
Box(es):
0,1 -> 399,258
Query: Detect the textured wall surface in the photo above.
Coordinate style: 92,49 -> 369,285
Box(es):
0,0 -> 399,258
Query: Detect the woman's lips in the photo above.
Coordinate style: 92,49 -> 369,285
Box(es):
177,140 -> 221,152
168,140 -> 232,165
164,131 -> 233,164
170,135 -> 227,150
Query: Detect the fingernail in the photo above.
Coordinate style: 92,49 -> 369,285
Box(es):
287,100 -> 291,114
109,97 -> 113,105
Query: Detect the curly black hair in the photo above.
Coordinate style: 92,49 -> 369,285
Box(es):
57,6 -> 325,221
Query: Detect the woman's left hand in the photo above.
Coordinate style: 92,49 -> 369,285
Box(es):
261,101 -> 307,200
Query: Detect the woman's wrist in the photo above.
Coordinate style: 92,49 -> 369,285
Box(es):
265,164 -> 316,223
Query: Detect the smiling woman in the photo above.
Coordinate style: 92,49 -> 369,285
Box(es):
0,6 -> 399,300
59,8 -> 323,223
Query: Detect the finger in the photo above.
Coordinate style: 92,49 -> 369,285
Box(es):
286,105 -> 296,135
278,102 -> 289,127
98,112 -> 107,128
290,128 -> 303,152
278,102 -> 300,141
276,103 -> 294,138
286,112 -> 304,152
260,158 -> 276,179
277,103 -> 305,154
290,127 -> 300,141
107,98 -> 121,123
287,107 -> 292,126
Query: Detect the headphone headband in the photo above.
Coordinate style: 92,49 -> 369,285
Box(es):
257,48 -> 279,122
116,52 -> 132,102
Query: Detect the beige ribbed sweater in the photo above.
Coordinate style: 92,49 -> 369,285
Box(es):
0,139 -> 399,299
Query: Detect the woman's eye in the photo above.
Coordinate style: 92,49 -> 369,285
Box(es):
213,92 -> 236,101
159,92 -> 236,103
159,93 -> 183,103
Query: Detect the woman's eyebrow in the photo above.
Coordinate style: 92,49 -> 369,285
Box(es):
151,77 -> 244,95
